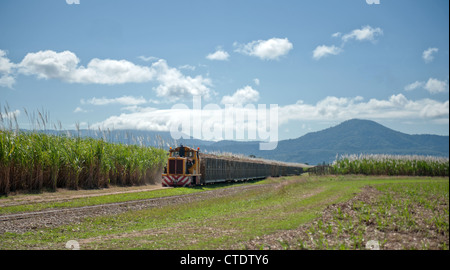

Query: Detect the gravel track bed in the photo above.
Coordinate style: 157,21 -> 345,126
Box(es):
0,184 -> 270,234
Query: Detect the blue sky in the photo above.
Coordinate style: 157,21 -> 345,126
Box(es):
0,0 -> 449,142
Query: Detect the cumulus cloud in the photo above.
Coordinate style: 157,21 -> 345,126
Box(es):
422,48 -> 438,63
206,49 -> 230,61
92,109 -> 174,131
278,94 -> 449,124
92,94 -> 449,140
18,50 -> 155,84
0,50 -> 15,74
8,49 -> 212,100
0,49 -> 16,88
91,97 -> 278,143
19,50 -> 79,80
0,108 -> 20,120
404,81 -> 424,91
312,26 -> 383,60
151,59 -> 212,100
312,45 -> 342,60
234,38 -> 293,60
0,75 -> 15,88
341,25 -> 383,43
221,86 -> 260,105
424,78 -> 448,94
73,58 -> 155,84
404,78 -> 448,94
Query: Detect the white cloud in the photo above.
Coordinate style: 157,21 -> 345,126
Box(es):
253,78 -> 260,86
72,58 -> 155,84
422,48 -> 438,63
404,78 -> 448,94
312,45 -> 342,60
138,55 -> 159,62
221,86 -> 260,105
151,59 -> 212,100
18,50 -> 155,84
92,108 -> 190,132
91,94 -> 449,139
234,38 -> 293,60
420,100 -> 449,119
19,50 -> 81,80
279,94 -> 449,124
331,32 -> 342,38
312,26 -> 382,60
12,50 -> 212,100
0,109 -> 20,120
404,81 -> 424,91
73,107 -> 87,113
424,78 -> 448,94
83,96 -> 148,106
341,25 -> 383,43
0,49 -> 16,88
206,49 -> 230,61
91,101 -> 274,142
0,75 -> 15,88
0,50 -> 15,74
179,64 -> 196,71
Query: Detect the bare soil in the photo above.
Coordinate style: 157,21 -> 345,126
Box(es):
237,186 -> 449,250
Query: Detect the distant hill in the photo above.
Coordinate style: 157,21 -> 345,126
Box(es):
37,119 -> 449,165
201,119 -> 449,165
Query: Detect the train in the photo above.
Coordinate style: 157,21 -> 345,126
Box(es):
162,145 -> 304,187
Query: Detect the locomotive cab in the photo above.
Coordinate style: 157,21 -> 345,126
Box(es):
162,145 -> 202,187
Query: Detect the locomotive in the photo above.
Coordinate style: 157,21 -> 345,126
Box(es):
162,145 -> 303,187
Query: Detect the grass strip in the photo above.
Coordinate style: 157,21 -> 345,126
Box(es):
0,175 -> 447,250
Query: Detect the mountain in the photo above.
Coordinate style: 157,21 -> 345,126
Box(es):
201,119 -> 449,165
36,119 -> 448,165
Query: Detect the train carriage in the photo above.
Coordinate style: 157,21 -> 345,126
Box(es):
162,145 -> 304,187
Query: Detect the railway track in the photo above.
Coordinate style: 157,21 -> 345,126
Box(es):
0,184 -> 271,234
0,193 -> 195,222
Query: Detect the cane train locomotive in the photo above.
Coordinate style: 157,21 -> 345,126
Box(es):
162,145 -> 303,187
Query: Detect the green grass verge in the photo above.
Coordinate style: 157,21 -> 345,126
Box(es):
0,175 -> 447,250
0,181 -> 256,215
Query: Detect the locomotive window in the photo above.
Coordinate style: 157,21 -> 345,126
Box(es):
171,151 -> 194,157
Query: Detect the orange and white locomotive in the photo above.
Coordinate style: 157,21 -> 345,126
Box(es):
162,145 -> 304,187
162,145 -> 201,187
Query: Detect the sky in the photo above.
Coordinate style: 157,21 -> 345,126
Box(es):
0,0 -> 449,143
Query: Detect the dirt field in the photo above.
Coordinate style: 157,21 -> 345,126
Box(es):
238,185 -> 449,250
